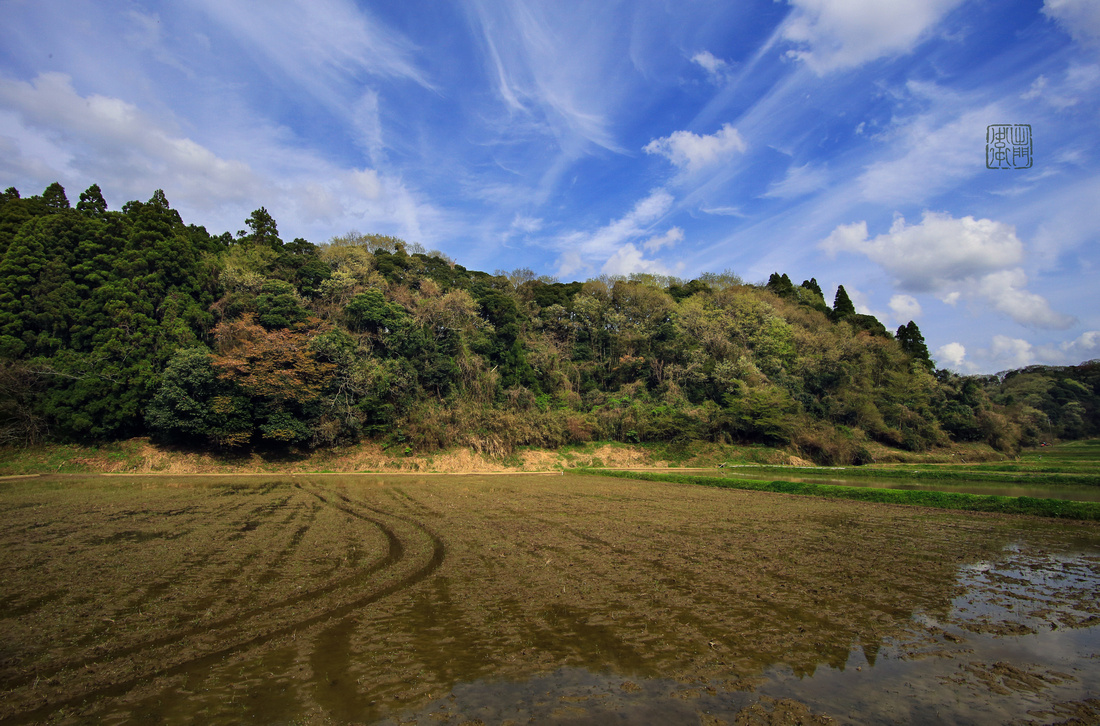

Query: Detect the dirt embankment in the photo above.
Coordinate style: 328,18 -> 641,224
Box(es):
0,438 -> 1008,476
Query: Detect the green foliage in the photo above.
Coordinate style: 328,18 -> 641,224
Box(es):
2,178 -> 1092,460
831,284 -> 856,318
896,321 -> 934,369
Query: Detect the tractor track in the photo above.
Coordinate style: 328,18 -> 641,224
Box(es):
0,482 -> 445,725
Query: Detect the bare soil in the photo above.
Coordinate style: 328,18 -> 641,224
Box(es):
1,473 -> 1097,724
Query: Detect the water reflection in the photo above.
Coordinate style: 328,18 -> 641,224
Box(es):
387,546 -> 1100,725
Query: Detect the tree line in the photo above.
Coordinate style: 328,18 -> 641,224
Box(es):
1,183 -> 1096,462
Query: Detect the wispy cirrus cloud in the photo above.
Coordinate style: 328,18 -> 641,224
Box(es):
465,0 -> 629,153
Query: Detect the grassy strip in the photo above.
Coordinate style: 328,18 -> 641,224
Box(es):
717,465 -> 1100,487
581,469 -> 1100,521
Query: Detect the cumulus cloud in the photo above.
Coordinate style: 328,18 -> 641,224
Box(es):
781,0 -> 966,73
962,331 -> 1100,372
0,72 -> 258,208
937,342 -> 967,369
601,243 -> 673,276
889,294 -> 922,322
0,71 -> 432,244
1057,330 -> 1100,362
821,212 -> 1022,290
554,188 -> 678,277
644,123 -> 746,173
821,211 -> 1074,329
975,269 -> 1075,329
1043,0 -> 1100,46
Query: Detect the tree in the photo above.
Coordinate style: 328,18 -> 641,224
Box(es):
896,321 -> 933,370
77,184 -> 108,217
766,273 -> 795,298
42,182 -> 70,211
242,207 -> 282,248
146,347 -> 252,446
832,285 -> 856,318
801,278 -> 823,298
210,315 -> 336,445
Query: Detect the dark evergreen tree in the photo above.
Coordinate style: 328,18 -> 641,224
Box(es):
77,184 -> 108,217
801,278 -> 823,298
832,285 -> 856,318
766,273 -> 796,298
243,207 -> 281,247
42,182 -> 70,211
896,321 -> 934,370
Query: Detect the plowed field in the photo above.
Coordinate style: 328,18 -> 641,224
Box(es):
2,473 -> 1098,724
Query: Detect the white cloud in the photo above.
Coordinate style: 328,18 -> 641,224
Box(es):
976,269 -> 1076,329
0,72 -> 258,208
193,0 -> 431,107
989,335 -> 1036,369
601,243 -> 672,276
763,163 -> 828,199
554,188 -> 677,277
820,211 -> 1074,329
1043,0 -> 1100,46
889,294 -> 922,322
968,331 -> 1100,372
857,102 -> 995,204
843,285 -> 888,321
781,0 -> 966,73
0,71 -> 433,244
700,206 -> 746,217
644,123 -> 746,173
510,214 -> 544,234
643,227 -> 684,253
937,342 -> 967,369
1021,64 -> 1100,109
1055,330 -> 1100,363
821,212 -> 1022,291
691,50 -> 732,83
466,1 -> 628,153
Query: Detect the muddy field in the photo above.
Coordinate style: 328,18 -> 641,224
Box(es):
1,473 -> 1099,724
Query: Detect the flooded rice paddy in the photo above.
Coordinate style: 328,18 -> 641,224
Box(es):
1,473 -> 1098,724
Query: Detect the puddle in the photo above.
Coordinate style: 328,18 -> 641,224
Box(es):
387,547 -> 1100,725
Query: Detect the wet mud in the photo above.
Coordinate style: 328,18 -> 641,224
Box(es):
1,473 -> 1098,724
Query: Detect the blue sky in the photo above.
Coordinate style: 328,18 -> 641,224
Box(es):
1,0 -> 1098,374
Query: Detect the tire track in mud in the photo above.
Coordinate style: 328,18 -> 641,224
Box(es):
1,483 -> 446,725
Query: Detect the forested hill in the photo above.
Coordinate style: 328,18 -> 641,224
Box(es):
1,184 -> 1096,463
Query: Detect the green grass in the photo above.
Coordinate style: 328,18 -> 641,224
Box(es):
581,468 -> 1100,521
708,465 -> 1100,487
708,440 -> 1100,487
